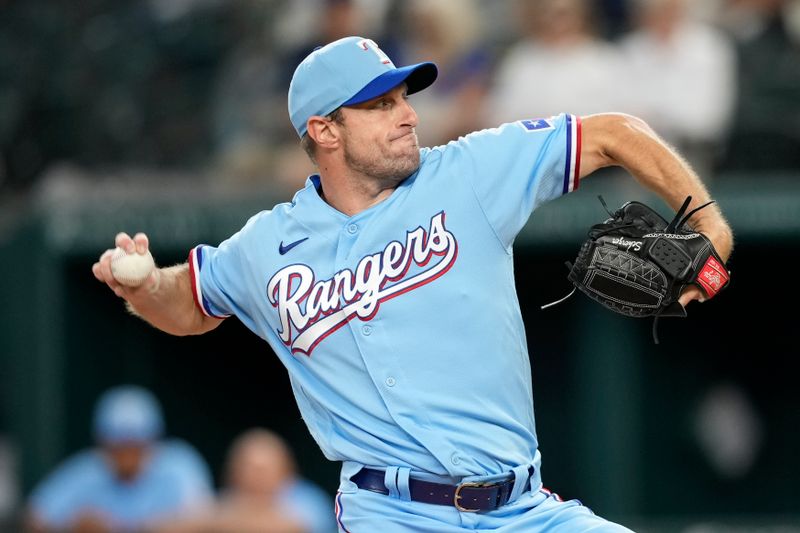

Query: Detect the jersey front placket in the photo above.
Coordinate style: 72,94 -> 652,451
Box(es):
331,180 -> 475,476
335,213 -> 401,399
333,201 -> 448,467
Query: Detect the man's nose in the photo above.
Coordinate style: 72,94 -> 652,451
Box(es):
398,99 -> 418,128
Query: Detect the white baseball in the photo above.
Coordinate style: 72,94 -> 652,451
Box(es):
110,247 -> 155,287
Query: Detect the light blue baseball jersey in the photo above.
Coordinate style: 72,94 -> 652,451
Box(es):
29,439 -> 214,529
190,114 -> 581,483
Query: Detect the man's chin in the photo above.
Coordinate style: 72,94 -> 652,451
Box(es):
398,145 -> 420,164
383,158 -> 420,185
398,153 -> 420,178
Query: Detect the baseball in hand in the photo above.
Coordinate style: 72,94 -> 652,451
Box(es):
110,247 -> 155,287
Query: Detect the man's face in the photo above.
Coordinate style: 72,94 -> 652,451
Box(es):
103,442 -> 149,482
228,439 -> 291,498
337,84 -> 421,185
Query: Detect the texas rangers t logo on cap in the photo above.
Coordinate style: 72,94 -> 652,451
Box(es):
357,38 -> 393,66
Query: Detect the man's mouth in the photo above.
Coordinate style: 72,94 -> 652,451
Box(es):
391,130 -> 416,142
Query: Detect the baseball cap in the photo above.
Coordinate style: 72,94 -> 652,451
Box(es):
92,385 -> 164,444
288,36 -> 438,137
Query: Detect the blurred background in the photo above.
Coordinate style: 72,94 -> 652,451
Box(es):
1,0 -> 799,531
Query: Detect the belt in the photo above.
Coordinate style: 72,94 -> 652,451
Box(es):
350,467 -> 532,512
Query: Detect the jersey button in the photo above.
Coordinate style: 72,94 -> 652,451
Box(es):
385,377 -> 396,387
451,453 -> 462,465
362,325 -> 372,336
347,224 -> 358,234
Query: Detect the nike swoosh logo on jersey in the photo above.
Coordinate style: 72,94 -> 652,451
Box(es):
279,237 -> 309,255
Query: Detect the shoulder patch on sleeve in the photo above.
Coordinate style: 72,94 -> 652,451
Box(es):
517,118 -> 554,132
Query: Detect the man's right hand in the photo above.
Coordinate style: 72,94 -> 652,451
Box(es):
92,232 -> 160,300
92,233 -> 223,336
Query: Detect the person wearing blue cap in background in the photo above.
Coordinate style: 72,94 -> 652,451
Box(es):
25,385 -> 213,533
93,36 -> 733,531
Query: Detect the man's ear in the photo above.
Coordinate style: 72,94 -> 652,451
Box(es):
306,116 -> 341,150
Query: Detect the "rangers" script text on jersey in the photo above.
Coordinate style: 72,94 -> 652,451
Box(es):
267,212 -> 458,355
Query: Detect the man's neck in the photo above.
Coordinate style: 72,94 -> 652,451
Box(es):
317,169 -> 399,217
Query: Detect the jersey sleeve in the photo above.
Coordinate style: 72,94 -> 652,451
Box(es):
445,113 -> 581,247
188,213 -> 264,321
188,243 -> 234,320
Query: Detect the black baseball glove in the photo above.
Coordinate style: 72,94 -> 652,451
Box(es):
543,196 -> 730,343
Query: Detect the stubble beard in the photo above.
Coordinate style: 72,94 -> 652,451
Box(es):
343,134 -> 420,187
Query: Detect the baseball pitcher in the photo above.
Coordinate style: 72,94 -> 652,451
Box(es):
93,37 -> 733,532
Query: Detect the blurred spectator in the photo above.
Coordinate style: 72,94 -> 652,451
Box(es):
394,0 -> 494,147
274,0 -> 390,86
484,0 -> 627,125
209,0 -> 388,198
155,428 -> 335,533
719,0 -> 800,172
0,1 -> 71,192
207,1 -> 285,190
597,0 -> 633,37
25,385 -> 214,533
618,0 -> 737,177
718,0 -> 800,40
0,0 -> 236,194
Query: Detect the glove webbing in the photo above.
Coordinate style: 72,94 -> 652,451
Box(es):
541,260 -> 677,344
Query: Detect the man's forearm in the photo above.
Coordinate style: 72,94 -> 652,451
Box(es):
618,118 -> 733,260
583,113 -> 734,261
125,263 -> 222,336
